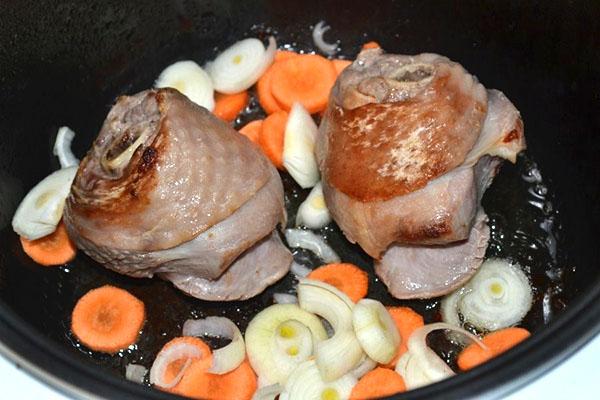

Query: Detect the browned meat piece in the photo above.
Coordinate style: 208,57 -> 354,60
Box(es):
64,88 -> 291,300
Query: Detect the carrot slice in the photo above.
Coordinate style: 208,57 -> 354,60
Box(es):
213,91 -> 249,122
307,263 -> 368,303
383,307 -> 425,368
157,337 -> 212,388
71,285 -> 145,353
458,327 -> 531,371
172,359 -> 257,400
258,110 -> 288,169
257,67 -> 283,114
20,221 -> 76,266
350,367 -> 406,399
269,54 -> 337,114
362,41 -> 381,50
275,50 -> 298,61
332,59 -> 352,76
239,120 -> 263,144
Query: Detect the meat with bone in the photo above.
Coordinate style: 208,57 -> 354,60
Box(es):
64,88 -> 291,300
317,49 -> 525,298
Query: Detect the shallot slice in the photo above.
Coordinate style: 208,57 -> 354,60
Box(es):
149,340 -> 206,388
273,293 -> 298,304
284,229 -> 340,264
290,261 -> 312,279
53,126 -> 79,168
182,316 -> 245,375
155,60 -> 215,110
312,21 -> 338,56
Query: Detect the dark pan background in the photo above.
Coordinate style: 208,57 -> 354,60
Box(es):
0,1 -> 599,399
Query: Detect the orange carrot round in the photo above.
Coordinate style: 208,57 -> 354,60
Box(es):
20,221 -> 76,266
269,54 -> 337,114
156,337 -> 212,388
383,307 -> 425,368
332,59 -> 352,76
257,66 -> 283,114
458,327 -> 531,371
213,91 -> 249,122
350,367 -> 406,399
258,110 -> 288,169
362,41 -> 381,50
239,120 -> 263,144
172,359 -> 257,400
307,263 -> 368,303
71,285 -> 145,353
275,50 -> 298,61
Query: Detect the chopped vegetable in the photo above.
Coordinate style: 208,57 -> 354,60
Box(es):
282,360 -> 357,400
150,337 -> 211,389
297,278 -> 364,381
245,304 -> 327,386
71,285 -> 145,354
457,327 -> 530,371
269,54 -> 337,114
384,307 -> 424,368
307,263 -> 368,303
125,363 -> 148,384
275,50 -> 298,61
12,166 -> 77,240
20,221 -> 76,266
352,299 -> 400,364
332,59 -> 352,75
182,317 -> 245,375
349,355 -> 377,379
442,258 -> 533,331
155,60 -> 215,110
207,37 -> 276,94
273,293 -> 298,304
256,51 -> 298,114
284,229 -> 341,264
312,21 -> 338,56
172,359 -> 257,400
349,367 -> 406,400
214,91 -> 249,122
53,126 -> 79,168
283,102 -> 320,188
239,120 -> 263,144
361,41 -> 380,50
259,110 -> 288,169
290,261 -> 312,279
295,182 -> 331,229
252,384 -> 282,400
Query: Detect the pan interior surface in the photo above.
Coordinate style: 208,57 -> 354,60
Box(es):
0,1 -> 599,399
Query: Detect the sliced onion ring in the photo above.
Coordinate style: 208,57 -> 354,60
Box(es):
273,293 -> 298,304
149,339 -> 206,388
252,383 -> 283,400
182,317 -> 245,375
284,229 -> 340,264
290,261 -> 312,279
53,126 -> 79,168
312,21 -> 338,56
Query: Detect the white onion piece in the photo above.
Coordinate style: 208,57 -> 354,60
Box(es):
207,36 -> 276,94
155,60 -> 215,110
440,288 -> 465,328
283,103 -> 320,188
349,355 -> 377,379
284,229 -> 340,264
125,363 -> 148,384
312,21 -> 338,56
149,340 -> 207,388
395,352 -> 430,390
283,360 -> 357,400
12,166 -> 77,240
290,261 -> 312,279
53,126 -> 79,168
295,182 -> 331,229
273,293 -> 298,304
182,317 -> 244,374
252,384 -> 283,400
459,259 -> 533,331
297,279 -> 364,381
352,299 -> 400,364
246,304 -> 327,386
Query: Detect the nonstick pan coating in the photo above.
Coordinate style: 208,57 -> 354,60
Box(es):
1,1 -> 600,399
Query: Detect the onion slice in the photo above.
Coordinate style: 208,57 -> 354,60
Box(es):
297,279 -> 364,381
312,21 -> 338,56
273,293 -> 298,304
149,340 -> 207,389
284,229 -> 340,264
295,182 -> 331,229
125,363 -> 148,384
282,360 -> 357,400
53,126 -> 79,168
283,103 -> 320,189
207,36 -> 276,94
352,299 -> 400,364
349,355 -> 377,379
182,317 -> 244,374
12,166 -> 77,240
252,384 -> 283,400
155,60 -> 215,110
290,261 -> 312,279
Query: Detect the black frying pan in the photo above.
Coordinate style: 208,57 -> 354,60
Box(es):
1,1 -> 600,399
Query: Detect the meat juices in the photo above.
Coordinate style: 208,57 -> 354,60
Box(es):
64,88 -> 291,301
317,49 -> 525,299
